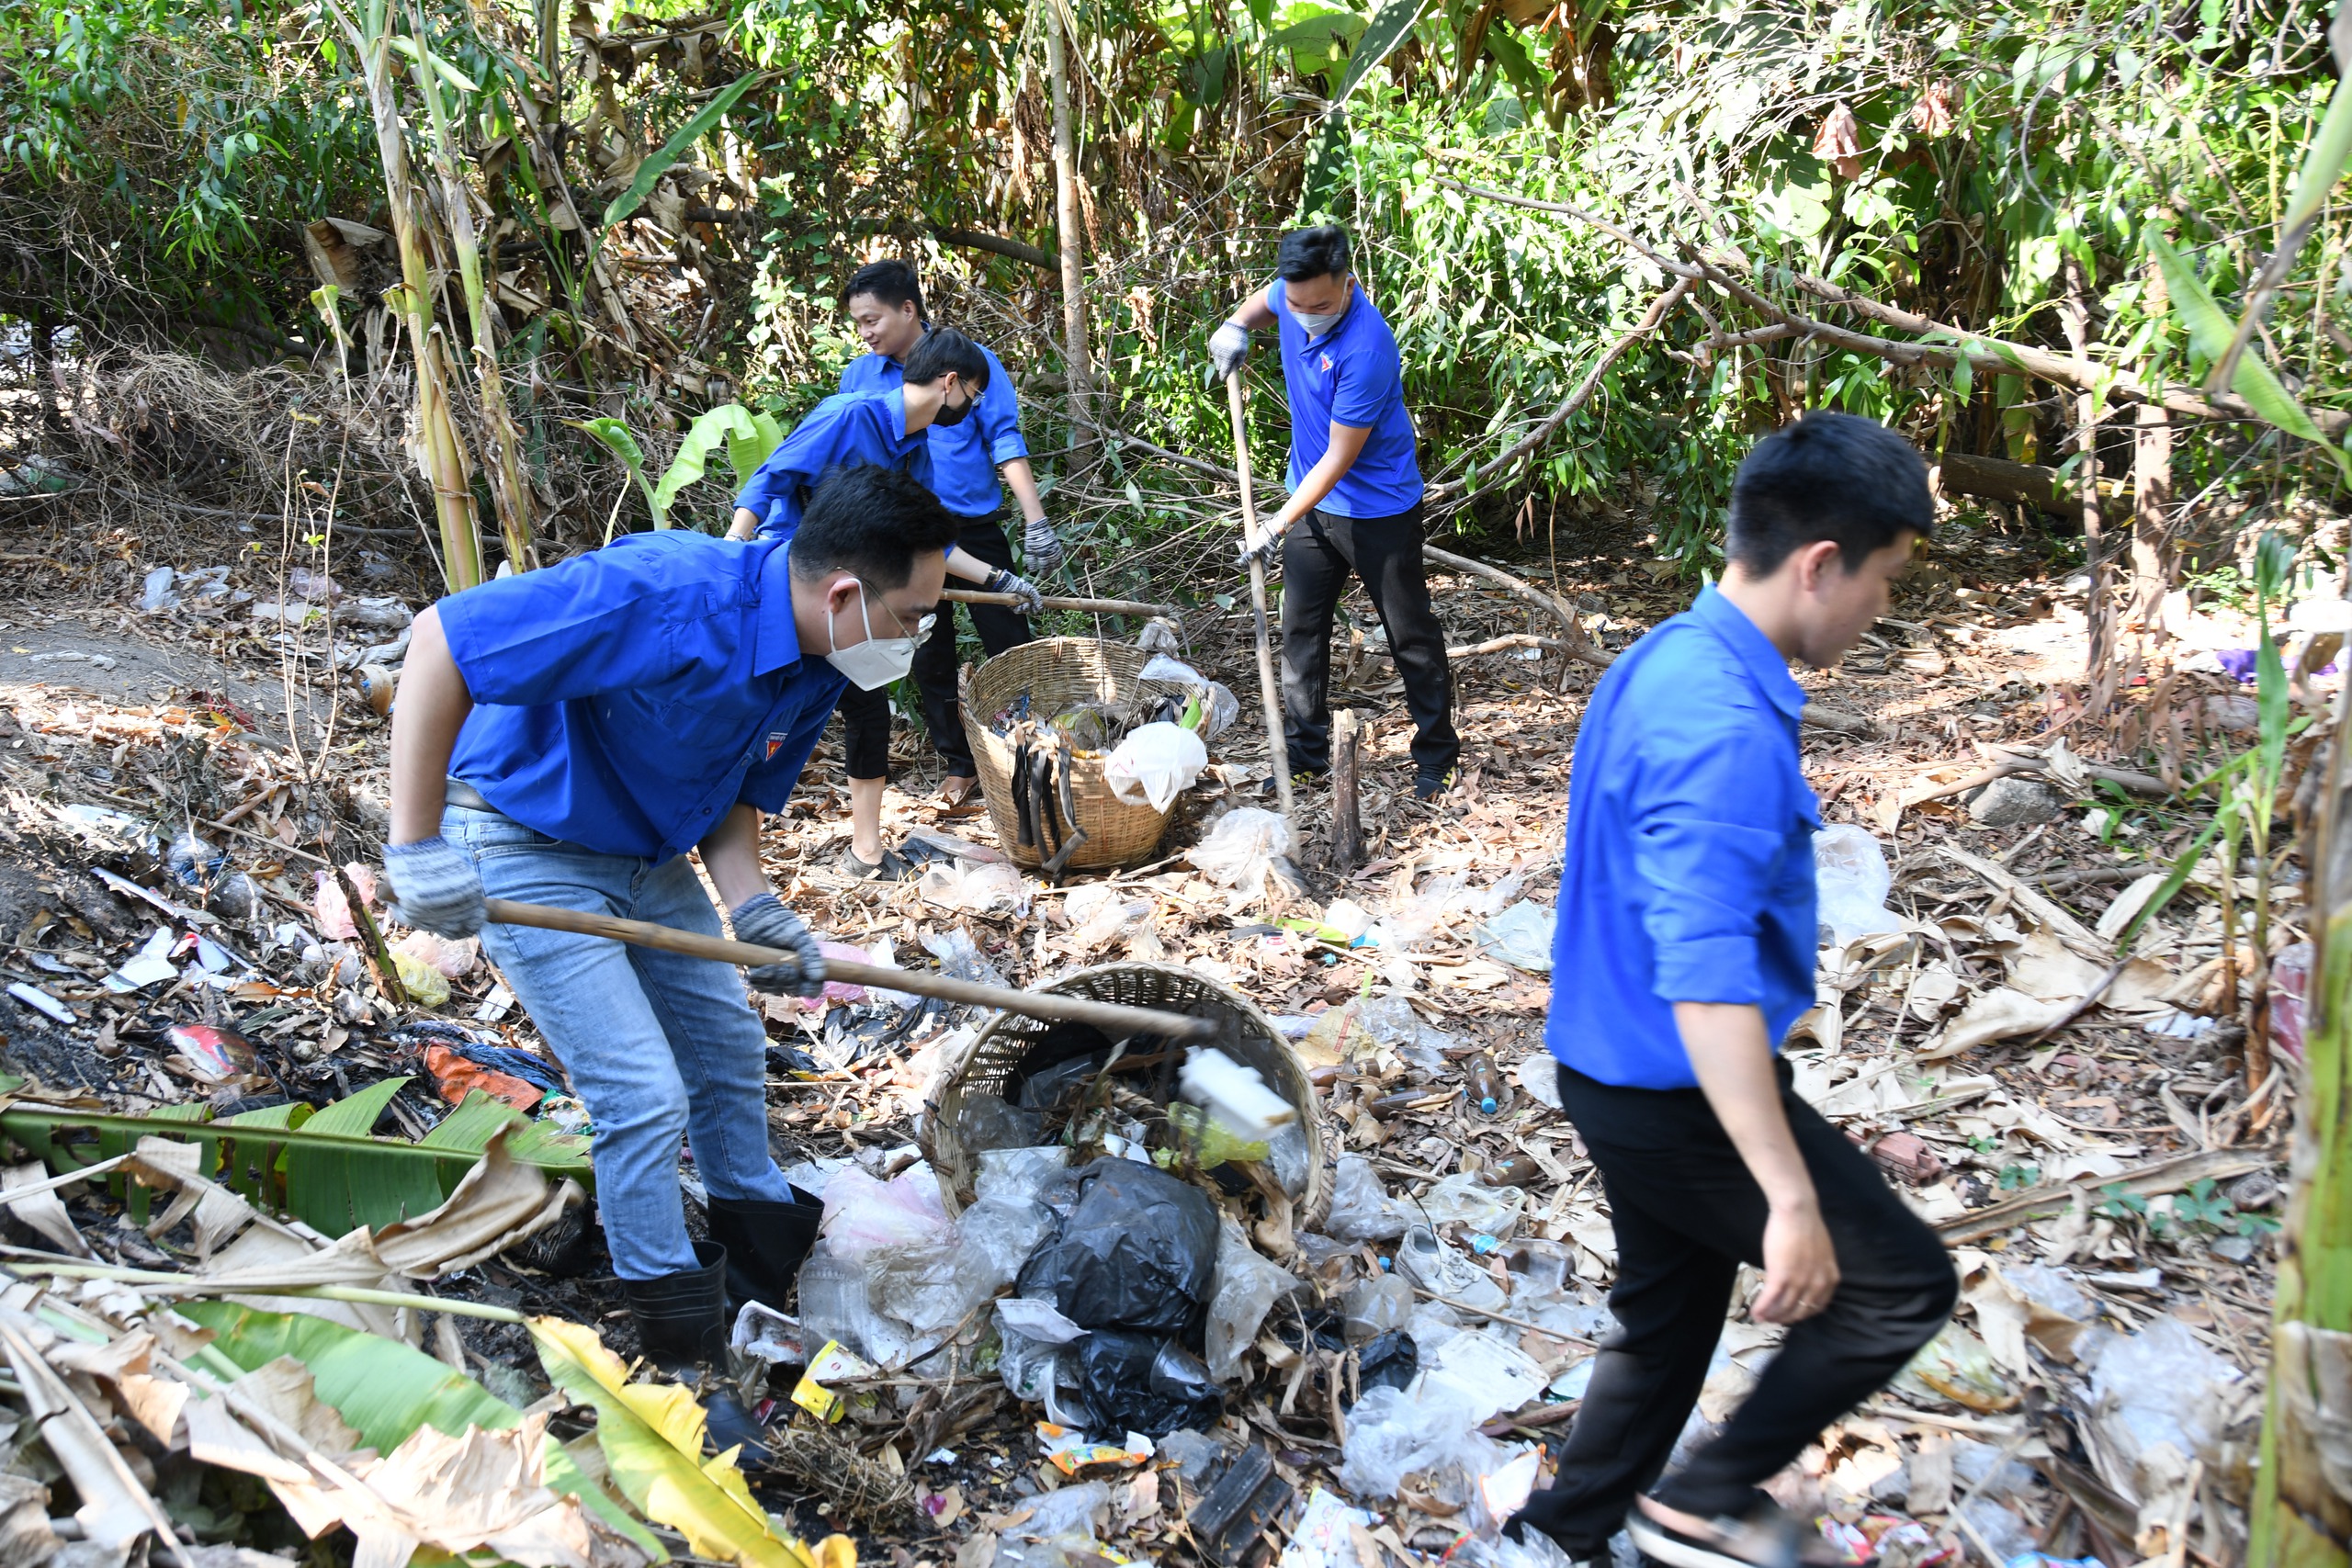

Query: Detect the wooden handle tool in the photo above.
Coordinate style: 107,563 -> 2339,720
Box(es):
1225,374 -> 1293,821
942,590 -> 1180,618
481,897 -> 1217,1041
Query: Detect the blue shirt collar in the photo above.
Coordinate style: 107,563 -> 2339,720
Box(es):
752,542 -> 805,677
884,385 -> 912,440
1690,583 -> 1807,721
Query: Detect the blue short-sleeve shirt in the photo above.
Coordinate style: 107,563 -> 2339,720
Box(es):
1544,584 -> 1823,1089
841,333 -> 1030,518
1271,280 -> 1424,518
732,389 -> 931,539
439,533 -> 847,862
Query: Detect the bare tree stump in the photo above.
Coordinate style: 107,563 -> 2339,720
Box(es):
1331,710 -> 1364,873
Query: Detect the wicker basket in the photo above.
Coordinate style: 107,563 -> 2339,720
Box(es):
920,961 -> 1332,1234
957,637 -> 1193,873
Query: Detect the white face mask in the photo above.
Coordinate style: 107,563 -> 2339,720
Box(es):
824,581 -> 918,691
1294,280 -> 1352,337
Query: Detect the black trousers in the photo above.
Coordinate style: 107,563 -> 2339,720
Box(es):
1279,502 -> 1458,779
1510,1061 -> 1957,1555
835,511 -> 1032,782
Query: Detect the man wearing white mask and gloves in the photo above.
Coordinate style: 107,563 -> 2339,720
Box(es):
379,465 -> 957,1386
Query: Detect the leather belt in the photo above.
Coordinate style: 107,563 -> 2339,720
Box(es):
444,777 -> 495,812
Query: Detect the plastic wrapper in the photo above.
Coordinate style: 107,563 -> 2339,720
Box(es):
1474,901 -> 1556,973
313,864 -> 378,942
391,950 -> 452,1008
1019,1157 -> 1218,1335
1515,1052 -> 1563,1110
1189,807 -> 1293,894
1419,1173 -> 1528,1237
1268,1122 -> 1310,1197
1104,721 -> 1209,810
1341,1276 -> 1413,1344
820,1165 -> 954,1261
1336,1382 -> 1513,1504
1204,1218 -> 1304,1382
2273,940 -> 2312,1061
960,1091 -> 1048,1153
1895,1323 -> 2018,1413
1073,1330 -> 1223,1438
977,1145 -> 1070,1206
869,1240 -> 998,1337
1323,1154 -> 1409,1243
1063,885 -> 1152,951
919,860 -> 1031,918
797,1247 -> 920,1366
996,1297 -> 1086,1405
922,927 -> 1009,988
392,929 -> 481,980
1815,824 -> 1902,948
960,1195 -> 1057,1286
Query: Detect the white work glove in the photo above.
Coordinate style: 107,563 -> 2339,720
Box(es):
1207,321 -> 1251,384
1023,514 -> 1066,576
729,894 -> 826,999
383,838 -> 487,938
985,567 -> 1046,616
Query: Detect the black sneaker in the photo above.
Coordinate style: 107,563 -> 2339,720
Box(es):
1413,767 -> 1458,801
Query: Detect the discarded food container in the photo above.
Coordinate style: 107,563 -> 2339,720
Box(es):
960,638 -> 1203,872
922,960 -> 1332,1231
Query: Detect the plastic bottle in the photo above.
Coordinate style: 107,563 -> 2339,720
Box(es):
1467,1052 -> 1503,1115
1481,1156 -> 1540,1188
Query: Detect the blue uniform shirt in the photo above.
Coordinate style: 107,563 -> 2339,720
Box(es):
840,333 -> 1030,517
440,532 -> 847,862
1544,584 -> 1822,1089
732,388 -> 930,539
1271,280 -> 1424,518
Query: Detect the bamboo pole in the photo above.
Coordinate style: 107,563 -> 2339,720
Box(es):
481,898 -> 1217,1041
1225,374 -> 1292,820
1044,8 -> 1096,467
942,589 -> 1177,617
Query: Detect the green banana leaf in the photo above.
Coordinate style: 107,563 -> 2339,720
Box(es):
181,1301 -> 662,1559
0,1080 -> 591,1235
1295,0 -> 1430,220
574,416 -> 660,532
650,404 -> 786,530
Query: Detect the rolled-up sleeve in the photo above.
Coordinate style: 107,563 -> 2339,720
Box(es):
1628,705 -> 1796,1005
977,347 -> 1029,466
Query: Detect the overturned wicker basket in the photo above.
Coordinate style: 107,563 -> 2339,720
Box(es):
957,637 -> 1193,873
920,961 -> 1332,1234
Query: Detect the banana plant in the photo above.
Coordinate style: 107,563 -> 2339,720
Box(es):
0,1078 -> 591,1235
575,403 -> 786,536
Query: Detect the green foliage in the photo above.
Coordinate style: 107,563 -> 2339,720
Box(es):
0,1080 -> 592,1235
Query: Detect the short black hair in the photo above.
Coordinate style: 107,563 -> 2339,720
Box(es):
788,466 -> 961,590
1726,412 -> 1932,576
1277,225 -> 1352,283
901,326 -> 989,394
843,259 -> 924,319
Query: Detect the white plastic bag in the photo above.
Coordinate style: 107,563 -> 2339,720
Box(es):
1814,824 -> 1901,948
1190,807 -> 1293,892
1104,721 -> 1208,810
818,1165 -> 954,1261
919,859 -> 1032,918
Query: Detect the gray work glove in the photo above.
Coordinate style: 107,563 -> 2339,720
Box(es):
1207,321 -> 1252,384
1022,513 -> 1066,576
383,837 -> 486,938
729,894 -> 826,999
984,567 -> 1046,616
1237,520 -> 1286,570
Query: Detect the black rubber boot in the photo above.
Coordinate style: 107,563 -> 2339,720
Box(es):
619,1240 -> 769,1461
706,1188 -> 824,1314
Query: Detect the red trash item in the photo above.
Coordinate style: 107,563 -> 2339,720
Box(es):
1869,1130 -> 1944,1184
2271,942 -> 2312,1064
167,1024 -> 256,1084
424,1043 -> 543,1111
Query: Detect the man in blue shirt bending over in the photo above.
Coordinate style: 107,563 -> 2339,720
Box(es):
380,466 -> 959,1388
1510,414 -> 1956,1568
1209,224 -> 1458,800
728,326 -> 1045,879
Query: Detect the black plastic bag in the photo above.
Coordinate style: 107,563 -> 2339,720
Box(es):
1346,1330 -> 1419,1410
1017,1157 -> 1218,1337
1075,1330 -> 1224,1438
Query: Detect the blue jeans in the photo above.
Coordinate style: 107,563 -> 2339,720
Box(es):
443,805 -> 797,1280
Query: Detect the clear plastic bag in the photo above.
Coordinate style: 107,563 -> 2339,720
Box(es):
1324,1154 -> 1409,1243
1474,901 -> 1556,973
1204,1218 -> 1303,1382
959,1091 -> 1047,1153
1815,824 -> 1902,948
1105,722 -> 1209,810
922,928 -> 1009,987
1190,808 -> 1294,893
1417,1173 -> 1527,1238
959,1195 -> 1057,1288
977,1145 -> 1070,1206
919,860 -> 1032,918
819,1165 -> 954,1261
1336,1382 -> 1512,1503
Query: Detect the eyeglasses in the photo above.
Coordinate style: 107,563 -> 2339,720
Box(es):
857,579 -> 937,640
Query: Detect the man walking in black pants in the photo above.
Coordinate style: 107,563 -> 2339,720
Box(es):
1511,412 -> 1957,1568
1207,225 -> 1459,800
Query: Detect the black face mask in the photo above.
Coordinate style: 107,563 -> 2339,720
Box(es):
931,390 -> 974,428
